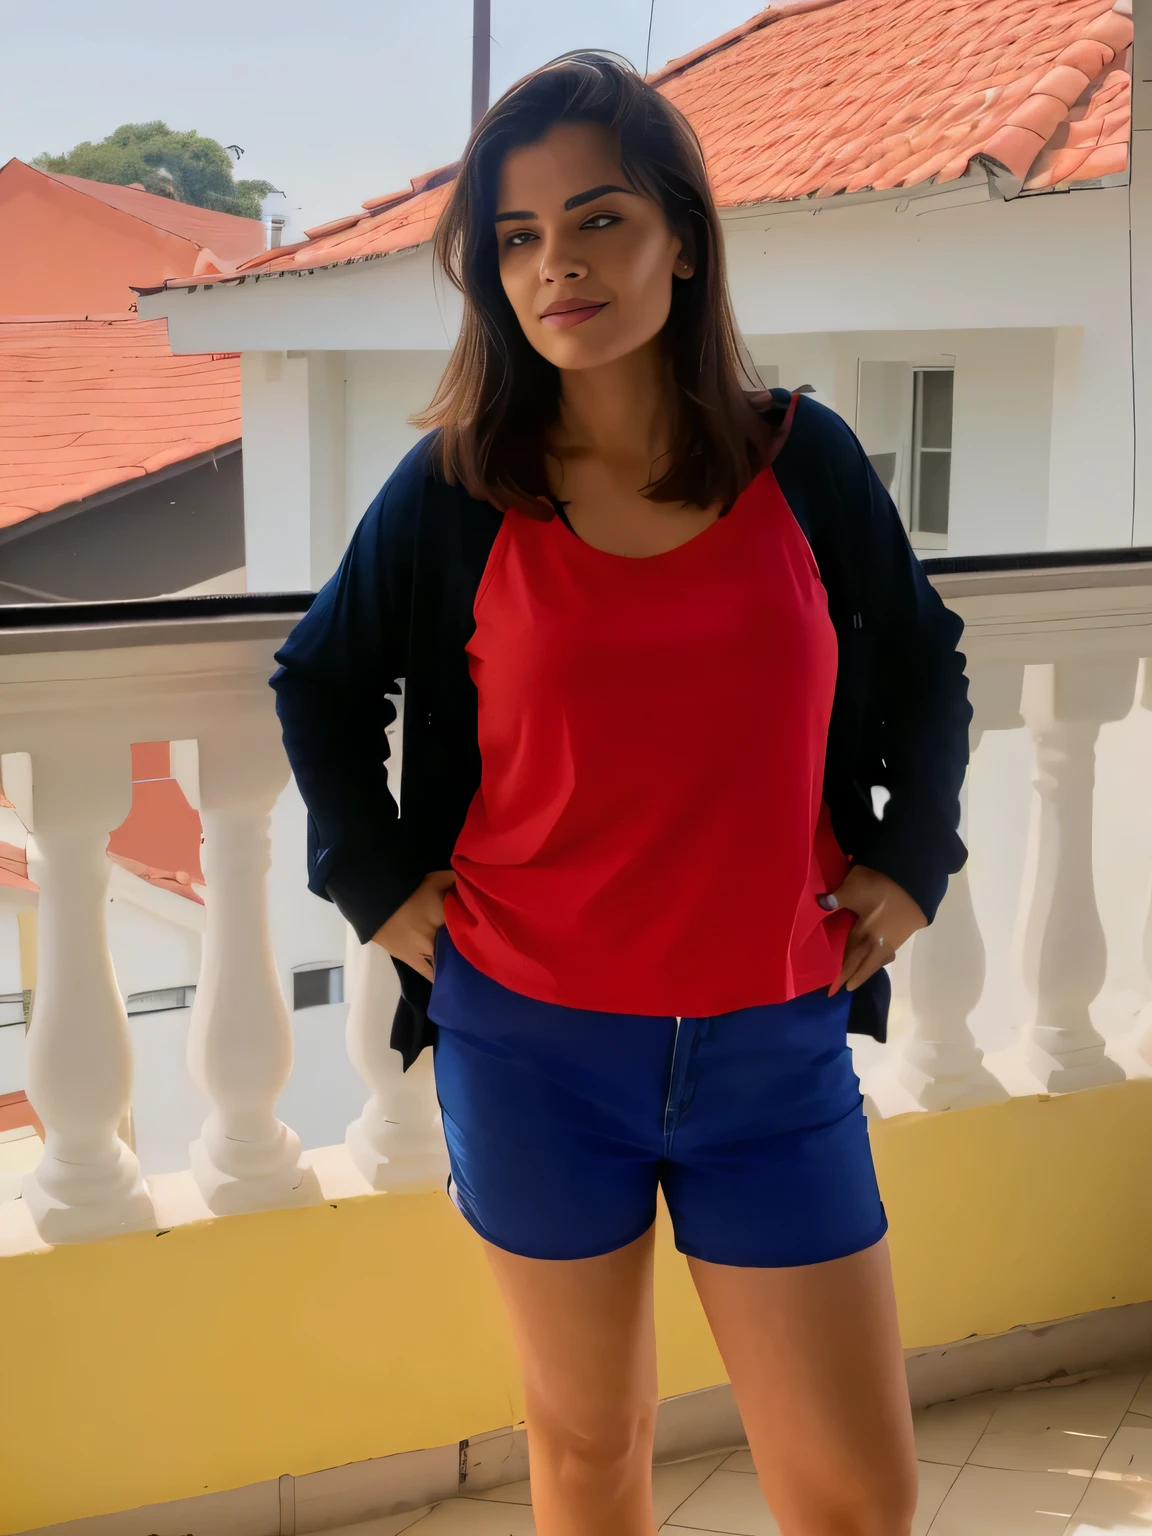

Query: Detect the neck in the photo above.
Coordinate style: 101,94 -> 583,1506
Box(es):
554,338 -> 675,464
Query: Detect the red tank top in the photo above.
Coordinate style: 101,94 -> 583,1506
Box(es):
441,464 -> 855,1014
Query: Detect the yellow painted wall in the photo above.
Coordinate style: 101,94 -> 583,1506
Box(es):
3,1080 -> 1152,1532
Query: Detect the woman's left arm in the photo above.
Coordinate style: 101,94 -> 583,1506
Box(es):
815,407 -> 974,992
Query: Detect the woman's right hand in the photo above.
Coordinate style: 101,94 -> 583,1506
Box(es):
371,869 -> 457,983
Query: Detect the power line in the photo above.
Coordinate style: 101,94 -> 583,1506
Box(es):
644,0 -> 656,75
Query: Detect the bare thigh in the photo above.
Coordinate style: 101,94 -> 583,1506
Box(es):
689,1237 -> 918,1536
481,1223 -> 660,1536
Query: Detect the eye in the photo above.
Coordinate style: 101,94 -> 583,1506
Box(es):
503,229 -> 537,248
581,212 -> 621,230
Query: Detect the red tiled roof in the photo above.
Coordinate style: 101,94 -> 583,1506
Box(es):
0,316 -> 240,529
109,742 -> 204,888
38,169 -> 266,265
108,852 -> 204,901
0,841 -> 203,906
0,743 -> 204,905
146,0 -> 1132,295
0,1092 -> 43,1141
0,841 -> 34,892
654,0 -> 1132,201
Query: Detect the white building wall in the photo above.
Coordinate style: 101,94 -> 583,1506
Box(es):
240,350 -> 351,593
729,185 -> 1134,554
106,899 -> 201,1000
749,327 -> 1058,556
144,244 -> 462,356
343,350 -> 451,539
240,350 -> 314,593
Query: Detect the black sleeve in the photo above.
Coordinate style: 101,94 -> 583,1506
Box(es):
268,439 -> 432,944
836,407 -> 971,921
787,397 -> 973,923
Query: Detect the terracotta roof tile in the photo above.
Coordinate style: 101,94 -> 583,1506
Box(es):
0,317 -> 240,528
302,214 -> 364,240
2,742 -> 205,910
107,852 -> 204,901
0,841 -> 35,892
109,745 -> 204,887
0,1092 -> 43,1141
39,170 -> 265,265
0,838 -> 204,905
148,0 -> 1132,294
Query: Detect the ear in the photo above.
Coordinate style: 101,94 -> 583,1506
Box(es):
673,226 -> 697,279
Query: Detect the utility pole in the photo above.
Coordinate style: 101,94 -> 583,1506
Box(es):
471,0 -> 491,129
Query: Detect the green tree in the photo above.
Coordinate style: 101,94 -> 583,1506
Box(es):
33,122 -> 280,220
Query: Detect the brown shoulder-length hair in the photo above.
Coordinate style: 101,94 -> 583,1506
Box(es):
411,50 -> 778,515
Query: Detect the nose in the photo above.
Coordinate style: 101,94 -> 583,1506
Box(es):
538,235 -> 589,285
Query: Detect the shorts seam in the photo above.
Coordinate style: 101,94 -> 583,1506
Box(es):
449,1191 -> 658,1262
675,1211 -> 889,1269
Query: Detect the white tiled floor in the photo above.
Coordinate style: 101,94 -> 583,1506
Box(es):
338,1363 -> 1152,1534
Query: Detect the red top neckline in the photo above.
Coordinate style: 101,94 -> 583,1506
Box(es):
534,465 -> 772,564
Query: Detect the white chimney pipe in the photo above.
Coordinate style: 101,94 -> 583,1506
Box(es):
259,191 -> 289,250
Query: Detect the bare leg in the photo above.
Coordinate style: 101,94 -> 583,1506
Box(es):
481,1222 -> 660,1536
689,1236 -> 917,1536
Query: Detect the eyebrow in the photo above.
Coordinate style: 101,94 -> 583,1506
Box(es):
494,183 -> 635,223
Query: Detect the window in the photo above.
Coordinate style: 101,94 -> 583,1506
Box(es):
855,360 -> 954,549
126,986 -> 196,1016
0,992 -> 25,1028
293,965 -> 345,1010
911,368 -> 953,539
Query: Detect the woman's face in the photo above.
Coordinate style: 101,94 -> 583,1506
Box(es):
494,120 -> 692,373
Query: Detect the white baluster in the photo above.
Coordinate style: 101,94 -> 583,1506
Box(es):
898,663 -> 1018,1111
18,738 -> 156,1242
344,926 -> 449,1193
187,718 -> 321,1214
1019,659 -> 1134,1092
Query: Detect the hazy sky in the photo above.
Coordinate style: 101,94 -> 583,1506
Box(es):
5,0 -> 762,239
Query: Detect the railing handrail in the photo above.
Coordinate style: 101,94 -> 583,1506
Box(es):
0,591 -> 316,631
2,545 -> 1152,640
0,592 -> 317,658
923,546 -> 1152,576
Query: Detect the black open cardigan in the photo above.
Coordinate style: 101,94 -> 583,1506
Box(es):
270,391 -> 973,1069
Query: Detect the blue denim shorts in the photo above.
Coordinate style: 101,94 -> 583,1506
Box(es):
428,924 -> 887,1267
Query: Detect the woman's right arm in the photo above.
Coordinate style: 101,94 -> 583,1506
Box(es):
269,449 -> 430,951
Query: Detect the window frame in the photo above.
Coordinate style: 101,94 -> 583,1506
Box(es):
909,365 -> 954,549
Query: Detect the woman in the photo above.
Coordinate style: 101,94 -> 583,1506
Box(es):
272,52 -> 971,1536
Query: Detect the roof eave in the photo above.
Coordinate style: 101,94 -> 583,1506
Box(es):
719,164 -> 995,225
719,157 -> 1129,226
0,440 -> 242,549
133,233 -> 430,298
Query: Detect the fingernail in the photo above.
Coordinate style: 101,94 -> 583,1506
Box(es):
817,893 -> 838,911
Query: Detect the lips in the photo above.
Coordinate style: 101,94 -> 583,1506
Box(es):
540,301 -> 608,329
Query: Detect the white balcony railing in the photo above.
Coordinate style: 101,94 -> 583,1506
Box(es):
0,557 -> 1151,1248
0,597 -> 445,1245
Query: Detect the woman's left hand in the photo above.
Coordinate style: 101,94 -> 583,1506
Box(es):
821,865 -> 927,995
